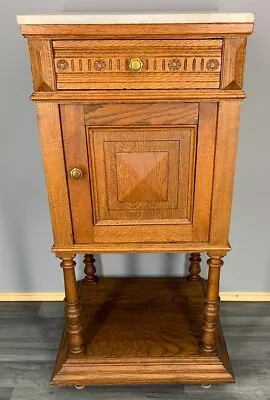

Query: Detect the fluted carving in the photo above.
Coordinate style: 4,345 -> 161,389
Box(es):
83,254 -> 98,283
187,253 -> 201,282
201,252 -> 225,353
60,255 -> 84,354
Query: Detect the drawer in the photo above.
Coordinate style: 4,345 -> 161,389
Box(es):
53,39 -> 222,90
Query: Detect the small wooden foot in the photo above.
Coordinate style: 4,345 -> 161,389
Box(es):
187,253 -> 201,282
201,251 -> 226,353
83,254 -> 98,283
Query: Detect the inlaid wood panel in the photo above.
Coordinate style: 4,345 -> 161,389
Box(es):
88,127 -> 196,224
53,39 -> 222,89
116,151 -> 169,203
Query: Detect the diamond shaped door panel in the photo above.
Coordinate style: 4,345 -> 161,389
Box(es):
116,151 -> 169,202
61,103 -> 217,244
89,127 -> 195,225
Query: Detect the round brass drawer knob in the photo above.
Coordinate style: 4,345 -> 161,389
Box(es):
129,58 -> 143,72
70,168 -> 83,179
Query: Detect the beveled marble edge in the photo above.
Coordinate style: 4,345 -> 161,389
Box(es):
16,12 -> 254,25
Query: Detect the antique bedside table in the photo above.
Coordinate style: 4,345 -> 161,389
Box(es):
17,12 -> 254,388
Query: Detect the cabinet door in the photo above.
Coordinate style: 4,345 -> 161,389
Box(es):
61,103 -> 217,244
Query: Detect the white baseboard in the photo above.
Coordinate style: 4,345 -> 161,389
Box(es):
0,292 -> 270,302
220,292 -> 270,301
0,293 -> 65,301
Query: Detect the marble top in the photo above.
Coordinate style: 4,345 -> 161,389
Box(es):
16,12 -> 254,25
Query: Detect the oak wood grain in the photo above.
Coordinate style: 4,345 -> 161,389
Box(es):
192,102 -> 217,242
63,101 -> 218,245
209,101 -> 242,245
28,39 -> 56,91
52,242 -> 231,254
51,277 -> 234,386
31,89 -> 247,102
83,103 -> 199,126
88,126 -> 195,225
60,104 -> 94,243
56,74 -> 220,90
221,37 -> 247,89
53,38 -> 223,51
35,103 -> 73,246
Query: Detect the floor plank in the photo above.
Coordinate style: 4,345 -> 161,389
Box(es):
0,388 -> 13,400
0,302 -> 41,318
38,302 -> 64,318
0,362 -> 53,388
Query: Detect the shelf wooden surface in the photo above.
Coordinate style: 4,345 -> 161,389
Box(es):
51,277 -> 234,386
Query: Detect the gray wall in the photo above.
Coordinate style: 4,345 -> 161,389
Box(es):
1,0 -> 269,293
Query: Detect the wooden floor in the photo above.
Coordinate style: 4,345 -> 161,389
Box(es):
0,300 -> 269,399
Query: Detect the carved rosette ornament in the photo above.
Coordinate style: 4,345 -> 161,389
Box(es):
56,59 -> 69,71
206,58 -> 219,71
168,58 -> 181,71
94,59 -> 106,71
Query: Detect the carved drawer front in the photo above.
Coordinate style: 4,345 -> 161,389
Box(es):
61,102 -> 217,244
53,39 -> 222,90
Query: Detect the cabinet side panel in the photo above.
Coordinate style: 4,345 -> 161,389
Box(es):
209,100 -> 242,245
36,103 -> 73,246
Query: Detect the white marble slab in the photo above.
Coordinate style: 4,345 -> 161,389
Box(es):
16,12 -> 254,25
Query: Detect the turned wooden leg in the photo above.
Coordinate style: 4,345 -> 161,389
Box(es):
59,254 -> 84,354
201,251 -> 226,353
187,253 -> 201,282
83,254 -> 98,283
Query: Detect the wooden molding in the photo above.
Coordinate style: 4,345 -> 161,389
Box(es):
1,292 -> 270,302
30,89 -> 246,103
20,23 -> 254,38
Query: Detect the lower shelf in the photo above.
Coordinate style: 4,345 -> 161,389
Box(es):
51,277 -> 234,386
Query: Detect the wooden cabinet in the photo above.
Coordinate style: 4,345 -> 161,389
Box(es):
18,13 -> 254,388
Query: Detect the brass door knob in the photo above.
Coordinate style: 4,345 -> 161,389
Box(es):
70,168 -> 83,179
129,58 -> 143,72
